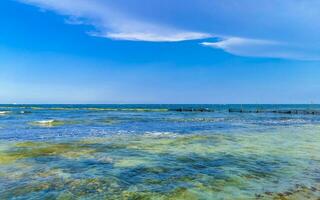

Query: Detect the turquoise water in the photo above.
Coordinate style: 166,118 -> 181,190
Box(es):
1,104 -> 320,199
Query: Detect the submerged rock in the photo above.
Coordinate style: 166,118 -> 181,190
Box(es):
228,108 -> 320,115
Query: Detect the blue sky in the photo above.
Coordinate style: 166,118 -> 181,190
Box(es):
0,0 -> 320,104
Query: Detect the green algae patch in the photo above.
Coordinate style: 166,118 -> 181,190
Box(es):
119,188 -> 206,200
0,142 -> 96,164
165,188 -> 199,200
15,141 -> 40,147
120,191 -> 163,200
254,184 -> 320,200
36,168 -> 70,179
114,156 -> 154,168
0,153 -> 21,164
56,192 -> 75,200
86,108 -> 118,111
30,107 -> 81,111
99,118 -> 121,125
123,134 -> 227,155
2,125 -> 320,199
121,108 -> 168,112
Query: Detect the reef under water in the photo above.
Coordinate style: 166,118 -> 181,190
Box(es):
0,104 -> 320,199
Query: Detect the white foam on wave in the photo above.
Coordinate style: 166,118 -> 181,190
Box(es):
0,111 -> 11,115
20,111 -> 31,114
30,119 -> 59,127
170,117 -> 225,123
144,131 -> 176,137
35,120 -> 55,124
264,118 -> 308,125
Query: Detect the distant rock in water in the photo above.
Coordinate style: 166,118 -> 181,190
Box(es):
228,108 -> 320,115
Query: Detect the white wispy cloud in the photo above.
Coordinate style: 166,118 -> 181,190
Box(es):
201,37 -> 277,50
201,37 -> 320,60
102,32 -> 211,42
17,0 -> 320,60
19,0 -> 211,42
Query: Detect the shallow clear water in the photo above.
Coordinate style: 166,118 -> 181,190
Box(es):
1,104 -> 320,199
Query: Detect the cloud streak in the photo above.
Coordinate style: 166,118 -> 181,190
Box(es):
19,0 -> 211,42
102,32 -> 211,42
201,37 -> 320,60
18,0 -> 320,60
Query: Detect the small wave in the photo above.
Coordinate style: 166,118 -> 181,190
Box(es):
30,119 -> 80,127
261,118 -> 309,125
144,131 -> 176,137
19,111 -> 32,114
169,118 -> 224,123
37,120 -> 55,123
87,108 -> 169,112
31,120 -> 56,127
0,111 -> 11,115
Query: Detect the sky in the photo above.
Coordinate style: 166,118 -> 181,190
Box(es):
0,0 -> 320,104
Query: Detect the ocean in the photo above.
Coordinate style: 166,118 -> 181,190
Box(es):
0,104 -> 320,199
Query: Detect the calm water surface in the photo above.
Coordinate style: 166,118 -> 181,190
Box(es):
1,104 -> 320,199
